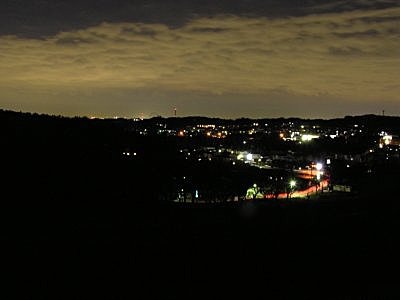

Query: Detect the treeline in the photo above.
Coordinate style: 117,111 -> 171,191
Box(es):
2,109 -> 400,131
0,109 -> 266,205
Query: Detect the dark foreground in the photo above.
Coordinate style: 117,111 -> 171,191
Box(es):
3,194 -> 400,297
1,110 -> 399,296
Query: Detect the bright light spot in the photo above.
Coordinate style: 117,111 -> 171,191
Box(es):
243,141 -> 247,144
253,183 -> 257,188
232,162 -> 236,165
301,134 -> 319,142
346,164 -> 350,168
279,133 -> 284,139
289,180 -> 296,188
195,190 -> 199,199
178,131 -> 185,137
326,159 -> 331,165
316,163 -> 323,171
246,153 -> 253,161
383,135 -> 392,145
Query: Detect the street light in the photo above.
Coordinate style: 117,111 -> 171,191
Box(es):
288,180 -> 296,199
314,163 -> 323,193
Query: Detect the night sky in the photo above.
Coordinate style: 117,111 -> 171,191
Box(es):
1,0 -> 399,118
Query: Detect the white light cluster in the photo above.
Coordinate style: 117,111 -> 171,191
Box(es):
301,134 -> 319,142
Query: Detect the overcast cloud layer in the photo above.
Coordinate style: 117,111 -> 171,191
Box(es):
0,1 -> 399,118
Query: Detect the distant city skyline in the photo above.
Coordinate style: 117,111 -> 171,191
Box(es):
1,0 -> 399,118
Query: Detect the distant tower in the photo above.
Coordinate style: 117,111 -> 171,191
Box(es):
382,110 -> 385,116
174,107 -> 177,117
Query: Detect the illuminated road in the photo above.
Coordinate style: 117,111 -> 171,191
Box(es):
265,179 -> 329,199
294,169 -> 320,180
290,179 -> 329,198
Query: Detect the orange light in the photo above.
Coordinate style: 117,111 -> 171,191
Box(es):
178,131 -> 185,137
279,133 -> 284,139
206,132 -> 211,137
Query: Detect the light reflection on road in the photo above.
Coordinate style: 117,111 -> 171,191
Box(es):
265,179 -> 329,199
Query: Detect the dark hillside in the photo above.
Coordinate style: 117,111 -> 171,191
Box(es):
1,109 -> 399,295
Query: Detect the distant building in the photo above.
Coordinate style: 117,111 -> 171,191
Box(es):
379,135 -> 400,148
332,185 -> 352,193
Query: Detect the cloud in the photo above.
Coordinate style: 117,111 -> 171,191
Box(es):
328,46 -> 365,56
0,6 -> 399,117
1,0 -> 399,38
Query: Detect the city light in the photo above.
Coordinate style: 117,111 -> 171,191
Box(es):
383,135 -> 392,145
289,180 -> 296,188
315,163 -> 323,180
301,134 -> 320,142
246,153 -> 253,161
